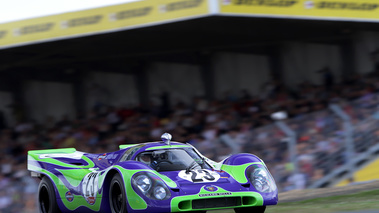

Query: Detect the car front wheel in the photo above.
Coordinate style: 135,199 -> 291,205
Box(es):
110,173 -> 128,213
38,176 -> 61,213
234,206 -> 266,213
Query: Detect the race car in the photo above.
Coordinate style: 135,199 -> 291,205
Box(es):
28,133 -> 278,213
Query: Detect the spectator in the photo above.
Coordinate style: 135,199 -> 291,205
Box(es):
1,71 -> 379,212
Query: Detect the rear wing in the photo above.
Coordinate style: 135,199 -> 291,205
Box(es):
27,148 -> 93,177
28,148 -> 77,158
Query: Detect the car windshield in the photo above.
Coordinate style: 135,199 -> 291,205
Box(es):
135,148 -> 211,172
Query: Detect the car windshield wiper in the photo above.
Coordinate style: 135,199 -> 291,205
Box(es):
198,157 -> 205,168
185,160 -> 198,174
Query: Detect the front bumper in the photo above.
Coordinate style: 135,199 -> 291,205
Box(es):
170,191 -> 266,212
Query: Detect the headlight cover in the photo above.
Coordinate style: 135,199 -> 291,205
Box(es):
153,186 -> 167,200
247,164 -> 277,193
133,174 -> 152,192
132,172 -> 171,200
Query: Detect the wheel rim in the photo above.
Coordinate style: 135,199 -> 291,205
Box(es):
39,185 -> 50,213
111,181 -> 123,212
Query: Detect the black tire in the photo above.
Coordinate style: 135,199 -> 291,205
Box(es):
109,173 -> 128,213
234,206 -> 266,213
38,176 -> 61,213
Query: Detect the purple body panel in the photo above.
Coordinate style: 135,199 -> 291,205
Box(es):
30,142 -> 278,212
222,153 -> 263,165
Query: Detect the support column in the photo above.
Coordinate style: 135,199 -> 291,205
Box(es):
267,45 -> 283,81
339,39 -> 356,78
8,75 -> 26,122
329,104 -> 354,179
275,120 -> 298,174
133,62 -> 150,106
198,52 -> 215,100
72,70 -> 87,118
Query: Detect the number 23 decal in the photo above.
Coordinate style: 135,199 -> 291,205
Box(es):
178,169 -> 220,183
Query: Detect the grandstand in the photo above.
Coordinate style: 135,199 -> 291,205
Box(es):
1,0 -> 379,212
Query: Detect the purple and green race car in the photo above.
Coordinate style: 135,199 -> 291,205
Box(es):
27,133 -> 278,213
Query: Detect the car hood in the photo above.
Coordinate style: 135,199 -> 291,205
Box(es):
160,169 -> 245,195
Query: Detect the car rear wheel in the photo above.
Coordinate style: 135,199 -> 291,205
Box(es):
38,176 -> 61,213
110,173 -> 128,213
234,206 -> 266,213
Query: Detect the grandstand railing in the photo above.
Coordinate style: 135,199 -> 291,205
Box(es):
220,92 -> 379,192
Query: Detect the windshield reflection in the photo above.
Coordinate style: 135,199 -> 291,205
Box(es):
135,148 -> 211,172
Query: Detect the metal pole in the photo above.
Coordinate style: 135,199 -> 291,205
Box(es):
275,121 -> 298,174
329,104 -> 355,179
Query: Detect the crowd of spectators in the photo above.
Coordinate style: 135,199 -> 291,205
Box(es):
0,71 -> 379,212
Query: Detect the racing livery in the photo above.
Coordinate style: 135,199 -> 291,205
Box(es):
28,133 -> 278,213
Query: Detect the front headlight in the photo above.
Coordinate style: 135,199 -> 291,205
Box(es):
133,175 -> 152,192
247,165 -> 277,193
153,186 -> 167,200
132,172 -> 171,200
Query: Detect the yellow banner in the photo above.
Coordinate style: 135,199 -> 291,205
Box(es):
0,0 -> 209,48
220,0 -> 379,20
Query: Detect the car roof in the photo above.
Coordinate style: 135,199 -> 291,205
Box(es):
119,141 -> 193,161
124,141 -> 192,151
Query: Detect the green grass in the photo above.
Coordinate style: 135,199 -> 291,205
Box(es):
207,189 -> 379,213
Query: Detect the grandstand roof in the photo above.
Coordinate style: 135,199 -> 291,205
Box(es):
1,0 -> 379,73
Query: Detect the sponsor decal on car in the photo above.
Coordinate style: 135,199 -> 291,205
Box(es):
97,153 -> 119,161
199,192 -> 232,197
204,185 -> 218,192
82,172 -> 100,205
65,191 -> 74,202
98,153 -> 106,161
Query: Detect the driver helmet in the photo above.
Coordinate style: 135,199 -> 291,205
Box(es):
139,154 -> 152,165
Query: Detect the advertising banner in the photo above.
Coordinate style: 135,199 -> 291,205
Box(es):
0,0 -> 209,48
3,0 -> 379,49
220,0 -> 379,21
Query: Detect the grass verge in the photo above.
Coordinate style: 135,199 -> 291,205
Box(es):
208,189 -> 379,213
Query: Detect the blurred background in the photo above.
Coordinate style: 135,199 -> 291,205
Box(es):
1,0 -> 379,212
